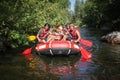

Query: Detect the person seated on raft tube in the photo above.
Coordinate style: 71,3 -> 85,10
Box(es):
68,23 -> 81,42
65,23 -> 70,31
62,23 -> 72,40
37,23 -> 51,43
47,24 -> 66,41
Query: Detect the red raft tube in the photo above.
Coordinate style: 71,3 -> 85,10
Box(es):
35,40 -> 80,56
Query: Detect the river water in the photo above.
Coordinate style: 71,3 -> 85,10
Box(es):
0,28 -> 120,80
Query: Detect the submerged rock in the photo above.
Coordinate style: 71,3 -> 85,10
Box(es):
101,31 -> 120,44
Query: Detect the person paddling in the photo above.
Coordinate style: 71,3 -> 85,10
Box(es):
69,23 -> 81,42
68,23 -> 92,59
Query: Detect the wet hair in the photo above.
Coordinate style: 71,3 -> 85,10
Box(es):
69,23 -> 74,27
44,23 -> 51,29
69,22 -> 73,25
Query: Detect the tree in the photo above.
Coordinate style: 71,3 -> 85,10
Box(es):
81,0 -> 120,30
0,0 -> 71,48
71,0 -> 84,26
74,0 -> 81,20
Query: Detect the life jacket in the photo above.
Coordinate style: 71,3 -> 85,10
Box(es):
66,28 -> 70,31
69,28 -> 80,40
61,28 -> 70,35
60,29 -> 66,35
39,28 -> 49,39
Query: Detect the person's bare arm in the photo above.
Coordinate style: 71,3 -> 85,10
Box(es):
37,34 -> 41,42
74,30 -> 81,42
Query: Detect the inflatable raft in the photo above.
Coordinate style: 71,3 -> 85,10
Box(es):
35,40 -> 80,56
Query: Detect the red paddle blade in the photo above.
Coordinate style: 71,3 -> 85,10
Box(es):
22,48 -> 32,55
80,47 -> 92,59
80,57 -> 92,62
80,39 -> 93,47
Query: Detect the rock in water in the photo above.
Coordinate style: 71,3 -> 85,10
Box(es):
101,31 -> 120,44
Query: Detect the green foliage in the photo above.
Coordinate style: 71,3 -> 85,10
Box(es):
81,0 -> 120,30
71,0 -> 84,26
0,0 -> 70,48
74,0 -> 81,19
82,1 -> 99,27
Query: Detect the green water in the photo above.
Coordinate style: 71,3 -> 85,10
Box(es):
0,28 -> 120,80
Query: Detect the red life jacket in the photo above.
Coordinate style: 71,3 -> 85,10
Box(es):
39,29 -> 49,39
69,28 -> 80,40
66,28 -> 70,31
62,28 -> 70,35
61,29 -> 66,34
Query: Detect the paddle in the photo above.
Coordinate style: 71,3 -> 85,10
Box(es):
64,28 -> 93,47
28,35 -> 36,41
22,35 -> 37,55
26,32 -> 93,47
71,40 -> 91,59
80,38 -> 93,47
22,48 -> 32,55
80,46 -> 92,59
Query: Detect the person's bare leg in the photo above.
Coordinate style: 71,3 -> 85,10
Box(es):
62,35 -> 67,40
42,39 -> 46,43
47,35 -> 55,42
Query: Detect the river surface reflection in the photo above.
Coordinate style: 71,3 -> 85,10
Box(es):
23,54 -> 105,80
0,27 -> 120,80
